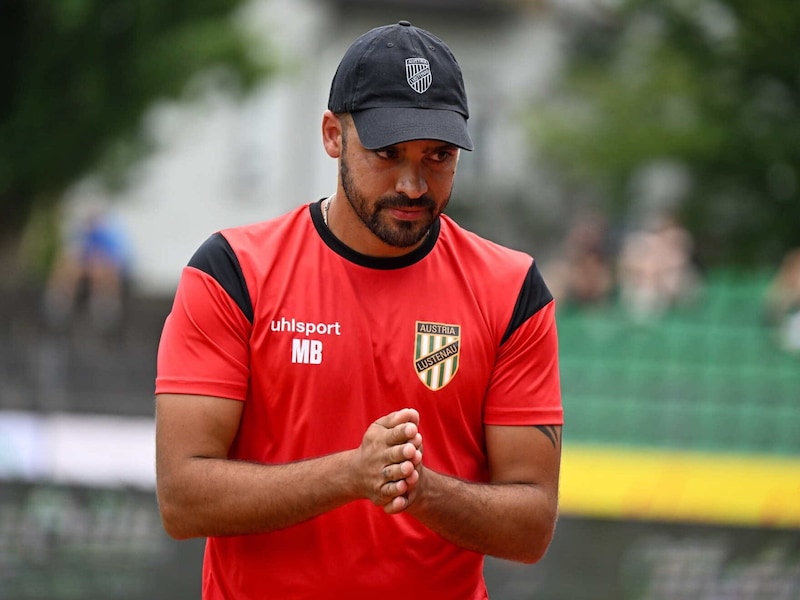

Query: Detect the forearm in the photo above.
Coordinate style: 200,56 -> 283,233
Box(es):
406,468 -> 558,564
157,450 -> 359,539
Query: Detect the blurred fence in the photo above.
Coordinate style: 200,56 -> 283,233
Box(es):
1,271 -> 798,599
0,289 -> 166,417
0,482 -> 204,600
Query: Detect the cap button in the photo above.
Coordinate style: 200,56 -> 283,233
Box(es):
398,20 -> 411,27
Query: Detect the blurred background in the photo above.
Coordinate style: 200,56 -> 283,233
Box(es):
1,0 -> 799,598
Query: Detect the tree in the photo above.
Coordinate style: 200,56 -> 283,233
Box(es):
0,0 -> 271,249
530,0 -> 800,267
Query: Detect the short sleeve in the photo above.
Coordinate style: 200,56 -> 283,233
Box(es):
484,276 -> 562,426
155,246 -> 252,400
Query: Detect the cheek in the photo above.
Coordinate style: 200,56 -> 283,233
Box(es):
348,164 -> 395,200
352,155 -> 388,181
428,167 -> 457,191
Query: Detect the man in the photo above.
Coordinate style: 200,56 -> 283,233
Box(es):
155,20 -> 562,599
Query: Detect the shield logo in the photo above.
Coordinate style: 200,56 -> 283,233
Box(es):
414,321 -> 461,390
405,58 -> 432,94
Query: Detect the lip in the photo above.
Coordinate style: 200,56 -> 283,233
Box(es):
387,207 -> 426,221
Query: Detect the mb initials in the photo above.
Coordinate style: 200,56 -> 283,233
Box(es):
292,339 -> 323,364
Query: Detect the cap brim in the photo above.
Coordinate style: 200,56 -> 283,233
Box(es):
352,107 -> 473,151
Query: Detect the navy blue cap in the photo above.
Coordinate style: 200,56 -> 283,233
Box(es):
328,21 -> 473,151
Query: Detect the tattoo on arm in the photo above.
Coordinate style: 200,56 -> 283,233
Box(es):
535,425 -> 561,449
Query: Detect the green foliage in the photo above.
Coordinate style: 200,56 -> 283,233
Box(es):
0,0 -> 272,237
530,0 -> 800,266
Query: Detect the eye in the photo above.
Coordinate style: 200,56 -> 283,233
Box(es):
430,148 -> 457,164
375,147 -> 399,160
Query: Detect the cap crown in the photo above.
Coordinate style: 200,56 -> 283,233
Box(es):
328,22 -> 469,118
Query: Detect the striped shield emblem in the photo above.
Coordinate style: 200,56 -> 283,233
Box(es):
414,321 -> 461,390
405,58 -> 432,94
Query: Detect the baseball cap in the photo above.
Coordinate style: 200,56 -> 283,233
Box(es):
328,20 -> 473,151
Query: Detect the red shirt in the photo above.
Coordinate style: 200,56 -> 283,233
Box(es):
156,201 -> 562,599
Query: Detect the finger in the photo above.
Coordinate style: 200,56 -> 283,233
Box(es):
382,460 -> 414,482
380,478 -> 408,500
411,447 -> 423,467
388,442 -> 419,465
373,408 -> 420,430
404,468 -> 419,487
399,407 -> 420,426
387,422 -> 419,447
383,495 -> 408,515
382,474 -> 419,514
378,470 -> 420,513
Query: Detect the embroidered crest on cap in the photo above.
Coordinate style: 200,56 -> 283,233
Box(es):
405,58 -> 432,94
414,321 -> 460,390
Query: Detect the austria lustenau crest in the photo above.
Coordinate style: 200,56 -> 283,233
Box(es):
414,321 -> 461,390
405,57 -> 432,94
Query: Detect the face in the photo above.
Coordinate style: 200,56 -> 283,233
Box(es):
338,118 -> 459,249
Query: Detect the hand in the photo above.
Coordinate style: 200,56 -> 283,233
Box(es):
355,408 -> 423,514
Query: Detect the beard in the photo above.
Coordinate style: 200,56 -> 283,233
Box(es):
339,157 -> 450,249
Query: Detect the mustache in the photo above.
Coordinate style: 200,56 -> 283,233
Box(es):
376,194 -> 437,210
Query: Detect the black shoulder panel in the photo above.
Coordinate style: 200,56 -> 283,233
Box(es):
188,233 -> 254,324
500,261 -> 553,346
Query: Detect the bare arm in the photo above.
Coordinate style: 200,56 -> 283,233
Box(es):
403,424 -> 561,564
155,394 -> 422,539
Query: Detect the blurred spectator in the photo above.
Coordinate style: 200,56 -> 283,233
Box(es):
546,213 -> 614,309
764,247 -> 800,352
616,214 -> 701,323
42,200 -> 132,334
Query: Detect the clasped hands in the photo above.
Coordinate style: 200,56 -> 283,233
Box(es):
355,408 -> 423,514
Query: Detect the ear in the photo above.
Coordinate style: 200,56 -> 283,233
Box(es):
321,110 -> 343,159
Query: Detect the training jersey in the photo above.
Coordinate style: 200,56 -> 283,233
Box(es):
155,200 -> 563,600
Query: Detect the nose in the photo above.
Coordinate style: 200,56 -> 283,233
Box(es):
395,161 -> 428,199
